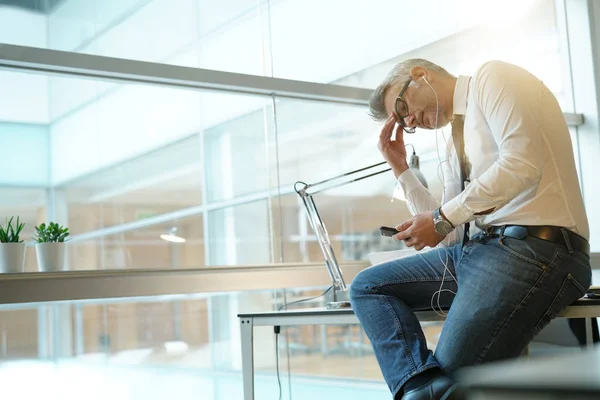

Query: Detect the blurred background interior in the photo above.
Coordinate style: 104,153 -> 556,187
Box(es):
0,0 -> 599,399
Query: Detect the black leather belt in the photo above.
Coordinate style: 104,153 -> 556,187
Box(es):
485,225 -> 590,256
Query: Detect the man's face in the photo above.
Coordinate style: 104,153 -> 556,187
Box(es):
383,78 -> 450,130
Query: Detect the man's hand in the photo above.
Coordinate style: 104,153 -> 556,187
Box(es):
393,211 -> 446,251
378,114 -> 409,177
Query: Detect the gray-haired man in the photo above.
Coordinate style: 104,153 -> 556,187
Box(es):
349,59 -> 591,400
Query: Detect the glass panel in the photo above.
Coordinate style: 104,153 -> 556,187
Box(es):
277,189 -> 413,265
62,135 -> 204,234
271,97 -> 441,187
270,98 -> 441,263
76,296 -> 211,363
271,99 -> 379,186
0,307 -> 38,359
2,0 -> 564,92
0,295 -> 214,399
46,74 -> 266,188
205,201 -> 271,266
0,0 -> 569,107
270,0 -> 566,103
0,66 -> 273,236
0,67 -> 279,272
203,107 -> 273,203
67,214 -> 204,270
0,288 -> 393,399
0,122 -> 49,185
330,0 -> 569,107
0,288 -> 587,399
0,0 -> 265,75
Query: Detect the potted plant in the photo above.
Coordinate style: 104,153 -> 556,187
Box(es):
0,217 -> 26,273
34,222 -> 69,272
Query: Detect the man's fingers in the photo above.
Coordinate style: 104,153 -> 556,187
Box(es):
393,219 -> 412,240
394,229 -> 411,241
380,115 -> 396,140
415,243 -> 426,251
379,127 -> 392,144
395,220 -> 412,232
406,237 -> 417,247
402,236 -> 416,247
394,123 -> 404,144
382,114 -> 395,131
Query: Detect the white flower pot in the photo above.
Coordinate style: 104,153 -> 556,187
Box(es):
36,242 -> 67,272
0,243 -> 26,273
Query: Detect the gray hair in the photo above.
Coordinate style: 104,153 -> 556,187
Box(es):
368,58 -> 452,121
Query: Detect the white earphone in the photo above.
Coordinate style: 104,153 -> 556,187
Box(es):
419,74 -> 460,316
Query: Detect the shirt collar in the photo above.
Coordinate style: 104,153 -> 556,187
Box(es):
453,75 -> 471,116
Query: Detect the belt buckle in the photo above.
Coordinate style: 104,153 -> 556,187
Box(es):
484,225 -> 498,237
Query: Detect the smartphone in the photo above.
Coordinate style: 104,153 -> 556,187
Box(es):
380,226 -> 399,237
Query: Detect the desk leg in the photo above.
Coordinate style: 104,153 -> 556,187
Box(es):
585,317 -> 593,348
240,318 -> 254,400
321,325 -> 327,356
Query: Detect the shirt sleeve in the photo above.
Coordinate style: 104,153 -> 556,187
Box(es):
441,61 -> 545,227
396,155 -> 463,247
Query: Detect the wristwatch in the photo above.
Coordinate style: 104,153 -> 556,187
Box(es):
433,207 -> 454,235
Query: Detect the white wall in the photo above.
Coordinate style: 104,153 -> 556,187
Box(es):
0,7 -> 49,125
0,122 -> 49,186
48,0 -> 144,51
48,0 -> 270,184
0,7 -> 49,189
0,6 -> 46,48
0,70 -> 49,124
49,82 -> 272,184
0,8 -> 49,186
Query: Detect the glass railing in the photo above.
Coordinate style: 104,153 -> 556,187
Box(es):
0,271 -> 409,400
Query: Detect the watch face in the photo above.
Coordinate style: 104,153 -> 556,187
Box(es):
434,220 -> 453,235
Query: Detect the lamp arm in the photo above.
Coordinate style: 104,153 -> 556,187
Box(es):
295,161 -> 391,196
295,145 -> 416,196
294,161 -> 394,292
294,149 -> 426,308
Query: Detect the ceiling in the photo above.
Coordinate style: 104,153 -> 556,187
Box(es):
0,0 -> 65,13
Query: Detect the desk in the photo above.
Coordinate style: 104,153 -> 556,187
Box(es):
457,346 -> 600,399
238,300 -> 600,400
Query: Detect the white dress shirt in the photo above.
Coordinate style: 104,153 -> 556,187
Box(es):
396,60 -> 589,244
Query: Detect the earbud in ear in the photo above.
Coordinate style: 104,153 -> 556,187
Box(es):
422,76 -> 430,84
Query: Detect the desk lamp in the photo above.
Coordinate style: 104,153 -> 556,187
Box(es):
294,146 -> 427,309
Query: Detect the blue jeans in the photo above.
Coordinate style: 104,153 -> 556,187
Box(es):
349,232 -> 591,398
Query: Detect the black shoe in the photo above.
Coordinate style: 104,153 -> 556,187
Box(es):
401,375 -> 457,400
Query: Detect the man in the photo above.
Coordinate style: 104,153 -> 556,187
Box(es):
349,59 -> 592,400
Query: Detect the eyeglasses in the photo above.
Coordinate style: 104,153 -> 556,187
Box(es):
395,79 -> 416,134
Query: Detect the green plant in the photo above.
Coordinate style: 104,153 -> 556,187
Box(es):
34,222 -> 69,243
0,217 -> 25,243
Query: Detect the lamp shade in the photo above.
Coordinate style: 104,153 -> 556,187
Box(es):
409,153 -> 428,188
392,153 -> 428,201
